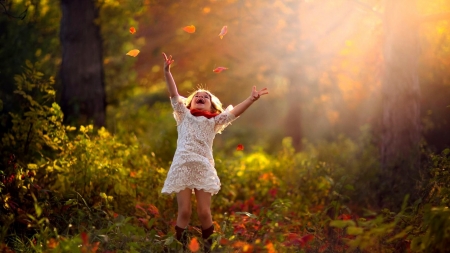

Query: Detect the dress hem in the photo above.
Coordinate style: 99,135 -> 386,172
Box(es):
161,186 -> 220,195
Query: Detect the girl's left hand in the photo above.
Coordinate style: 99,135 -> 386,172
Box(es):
250,86 -> 269,101
162,52 -> 174,72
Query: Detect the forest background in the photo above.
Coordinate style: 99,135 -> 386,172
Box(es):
1,0 -> 450,252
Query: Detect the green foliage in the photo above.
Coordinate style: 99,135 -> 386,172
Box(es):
1,61 -> 450,252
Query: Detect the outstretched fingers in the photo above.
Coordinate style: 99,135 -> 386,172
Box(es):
162,52 -> 174,69
258,87 -> 269,96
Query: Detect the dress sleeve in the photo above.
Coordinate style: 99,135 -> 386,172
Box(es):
214,105 -> 238,134
171,96 -> 188,125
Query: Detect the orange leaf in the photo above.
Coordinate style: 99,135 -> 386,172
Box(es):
183,25 -> 196,33
266,242 -> 277,253
236,144 -> 244,151
219,237 -> 229,245
233,241 -> 253,252
213,67 -> 228,73
129,27 -> 136,34
130,171 -> 137,177
47,238 -> 59,249
218,25 -> 228,39
338,214 -> 351,220
91,241 -> 100,253
213,221 -> 221,232
188,237 -> 200,252
126,49 -> 140,57
148,204 -> 160,216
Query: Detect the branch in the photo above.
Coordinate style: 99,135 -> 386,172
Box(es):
419,12 -> 450,23
347,0 -> 382,18
1,1 -> 28,20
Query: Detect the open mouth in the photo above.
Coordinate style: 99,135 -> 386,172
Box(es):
196,98 -> 205,104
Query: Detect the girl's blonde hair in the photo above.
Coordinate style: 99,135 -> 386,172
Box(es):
185,89 -> 224,113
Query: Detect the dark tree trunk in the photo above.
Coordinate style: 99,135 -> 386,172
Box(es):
284,74 -> 303,150
60,0 -> 105,127
379,0 -> 421,207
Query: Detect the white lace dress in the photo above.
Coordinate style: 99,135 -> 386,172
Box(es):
161,95 -> 237,195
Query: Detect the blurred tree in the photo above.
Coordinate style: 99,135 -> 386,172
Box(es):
60,0 -> 105,127
379,0 -> 421,205
379,0 -> 450,207
0,0 -> 61,134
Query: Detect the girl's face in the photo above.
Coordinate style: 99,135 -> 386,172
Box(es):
190,92 -> 213,111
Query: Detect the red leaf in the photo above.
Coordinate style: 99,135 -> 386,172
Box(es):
81,232 -> 88,245
233,223 -> 246,234
138,218 -> 149,228
236,144 -> 244,151
213,67 -> 228,73
188,237 -> 200,252
183,25 -> 196,33
299,234 -> 314,245
268,187 -> 278,197
129,27 -> 136,34
338,214 -> 351,220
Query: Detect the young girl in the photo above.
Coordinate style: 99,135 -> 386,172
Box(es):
161,53 -> 268,252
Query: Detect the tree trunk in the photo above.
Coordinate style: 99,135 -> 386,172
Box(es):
379,0 -> 421,207
284,74 -> 303,150
60,0 -> 105,127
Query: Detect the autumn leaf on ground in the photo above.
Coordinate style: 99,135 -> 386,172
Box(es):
218,25 -> 227,39
183,25 -> 196,33
188,237 -> 200,252
236,144 -> 244,151
129,27 -> 136,34
300,234 -> 314,246
213,67 -> 228,73
233,241 -> 253,253
266,242 -> 277,253
81,232 -> 89,245
126,49 -> 140,57
47,238 -> 58,249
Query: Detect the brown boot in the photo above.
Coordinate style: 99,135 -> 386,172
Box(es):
202,224 -> 214,253
175,225 -> 188,251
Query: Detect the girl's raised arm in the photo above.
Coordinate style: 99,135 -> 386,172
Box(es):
230,86 -> 268,117
163,52 -> 179,98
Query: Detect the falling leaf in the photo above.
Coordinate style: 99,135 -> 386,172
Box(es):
188,237 -> 200,252
183,25 -> 196,33
218,25 -> 228,39
129,27 -> 136,34
236,144 -> 244,151
126,49 -> 140,57
213,67 -> 228,73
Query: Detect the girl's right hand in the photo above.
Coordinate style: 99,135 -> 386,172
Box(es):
162,52 -> 174,72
